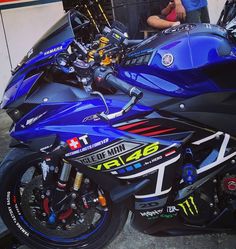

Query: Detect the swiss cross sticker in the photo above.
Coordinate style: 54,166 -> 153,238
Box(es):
66,135 -> 90,151
67,137 -> 82,150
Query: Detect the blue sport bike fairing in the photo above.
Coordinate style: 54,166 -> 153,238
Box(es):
1,8 -> 236,249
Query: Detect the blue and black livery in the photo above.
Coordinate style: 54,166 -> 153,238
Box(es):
1,8 -> 236,249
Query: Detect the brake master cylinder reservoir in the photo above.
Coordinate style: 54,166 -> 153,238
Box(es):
88,36 -> 111,65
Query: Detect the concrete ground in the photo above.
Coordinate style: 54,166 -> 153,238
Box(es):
1,110 -> 236,249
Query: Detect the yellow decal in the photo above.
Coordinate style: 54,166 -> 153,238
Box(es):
89,159 -> 122,171
126,149 -> 143,162
89,142 -> 159,171
178,196 -> 199,216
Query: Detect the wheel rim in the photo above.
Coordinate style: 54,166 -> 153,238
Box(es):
9,161 -> 111,244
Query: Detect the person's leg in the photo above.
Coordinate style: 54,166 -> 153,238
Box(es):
147,15 -> 180,29
185,9 -> 201,23
200,6 -> 210,23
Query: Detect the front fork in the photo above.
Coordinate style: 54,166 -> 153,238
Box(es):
58,160 -> 107,208
40,157 -> 107,216
40,158 -> 82,208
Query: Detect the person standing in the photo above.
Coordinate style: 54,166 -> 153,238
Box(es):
174,0 -> 210,23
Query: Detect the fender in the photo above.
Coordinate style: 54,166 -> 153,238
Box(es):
0,147 -> 37,165
0,148 -> 40,190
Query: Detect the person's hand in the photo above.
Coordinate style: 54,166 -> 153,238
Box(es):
175,2 -> 186,20
168,1 -> 175,9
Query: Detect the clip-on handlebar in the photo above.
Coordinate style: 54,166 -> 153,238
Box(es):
93,66 -> 143,121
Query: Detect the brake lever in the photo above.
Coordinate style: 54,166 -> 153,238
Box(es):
90,91 -> 109,115
97,95 -> 138,121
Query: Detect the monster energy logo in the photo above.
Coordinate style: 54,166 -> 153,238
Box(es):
177,196 -> 199,216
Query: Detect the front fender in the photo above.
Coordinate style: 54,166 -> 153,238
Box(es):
1,147 -> 37,165
0,148 -> 40,190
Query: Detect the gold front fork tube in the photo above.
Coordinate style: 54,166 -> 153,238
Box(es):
73,172 -> 83,191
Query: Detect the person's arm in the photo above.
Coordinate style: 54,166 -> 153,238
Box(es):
161,2 -> 174,16
174,0 -> 186,20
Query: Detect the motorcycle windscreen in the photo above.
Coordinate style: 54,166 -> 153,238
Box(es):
18,10 -> 89,66
1,10 -> 89,109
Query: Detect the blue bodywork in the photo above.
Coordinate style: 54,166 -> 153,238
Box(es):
118,24 -> 236,97
12,96 -> 153,144
2,21 -> 236,153
2,10 -> 236,237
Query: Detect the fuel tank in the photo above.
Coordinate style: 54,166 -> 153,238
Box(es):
118,24 -> 236,98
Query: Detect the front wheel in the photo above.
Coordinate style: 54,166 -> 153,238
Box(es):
0,149 -> 128,249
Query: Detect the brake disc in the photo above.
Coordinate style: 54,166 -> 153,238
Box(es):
21,175 -> 99,238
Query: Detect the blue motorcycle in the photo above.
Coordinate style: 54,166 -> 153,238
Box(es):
1,9 -> 236,249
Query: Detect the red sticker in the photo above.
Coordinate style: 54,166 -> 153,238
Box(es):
67,137 -> 82,150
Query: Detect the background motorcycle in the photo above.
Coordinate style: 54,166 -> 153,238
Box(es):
218,0 -> 236,27
1,7 -> 236,249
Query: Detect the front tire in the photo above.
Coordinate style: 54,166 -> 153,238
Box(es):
0,149 -> 128,249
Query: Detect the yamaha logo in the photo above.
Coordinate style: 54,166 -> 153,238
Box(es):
44,46 -> 63,56
162,53 -> 174,67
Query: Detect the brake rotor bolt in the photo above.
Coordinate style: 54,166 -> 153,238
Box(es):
42,212 -> 47,217
72,193 -> 77,199
180,104 -> 185,110
214,195 -> 219,203
84,178 -> 90,184
210,203 -> 214,207
231,159 -> 236,164
71,203 -> 77,209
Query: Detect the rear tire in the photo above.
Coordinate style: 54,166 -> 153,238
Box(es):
0,149 -> 128,249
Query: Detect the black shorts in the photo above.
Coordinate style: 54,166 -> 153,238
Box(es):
185,6 -> 210,23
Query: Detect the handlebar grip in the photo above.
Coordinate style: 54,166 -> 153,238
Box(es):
127,39 -> 143,46
106,74 -> 143,99
94,66 -> 143,99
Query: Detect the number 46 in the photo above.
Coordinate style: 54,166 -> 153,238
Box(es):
126,143 -> 159,163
